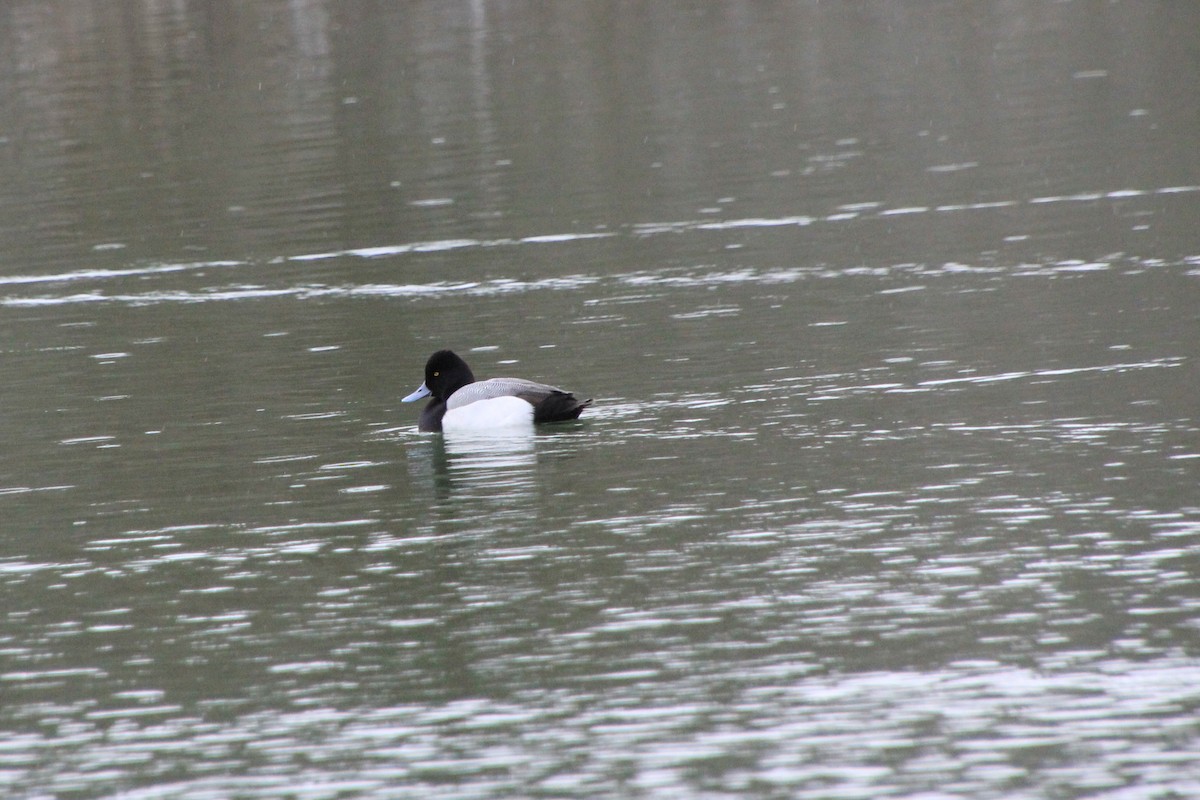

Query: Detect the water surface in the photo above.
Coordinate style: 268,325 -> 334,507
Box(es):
2,2 -> 1199,798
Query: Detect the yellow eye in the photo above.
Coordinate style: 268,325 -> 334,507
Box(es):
433,371 -> 439,377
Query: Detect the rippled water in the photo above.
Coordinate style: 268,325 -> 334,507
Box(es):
2,2 -> 1199,798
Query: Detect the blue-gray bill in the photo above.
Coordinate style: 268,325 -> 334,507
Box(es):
402,383 -> 431,403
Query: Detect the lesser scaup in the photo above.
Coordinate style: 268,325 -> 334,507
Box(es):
402,349 -> 592,433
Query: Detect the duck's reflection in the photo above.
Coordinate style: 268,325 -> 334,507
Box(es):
442,428 -> 538,471
406,429 -> 539,510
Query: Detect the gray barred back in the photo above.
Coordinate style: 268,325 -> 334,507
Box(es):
446,378 -> 564,410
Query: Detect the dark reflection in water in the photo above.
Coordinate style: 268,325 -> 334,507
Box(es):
3,1 -> 1198,268
2,1 -> 1200,799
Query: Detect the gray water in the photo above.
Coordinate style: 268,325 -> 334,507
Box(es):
2,2 -> 1199,798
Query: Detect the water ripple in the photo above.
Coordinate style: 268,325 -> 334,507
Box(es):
5,658 -> 1196,798
2,183 -> 1196,307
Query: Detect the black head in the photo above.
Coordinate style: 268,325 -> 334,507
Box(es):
422,349 -> 476,401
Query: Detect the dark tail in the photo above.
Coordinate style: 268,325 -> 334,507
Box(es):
534,392 -> 592,423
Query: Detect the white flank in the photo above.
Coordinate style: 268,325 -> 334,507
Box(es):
442,396 -> 535,432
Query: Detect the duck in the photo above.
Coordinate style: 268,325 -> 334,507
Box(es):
402,349 -> 592,433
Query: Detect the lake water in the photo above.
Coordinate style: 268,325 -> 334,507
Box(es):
2,2 -> 1199,798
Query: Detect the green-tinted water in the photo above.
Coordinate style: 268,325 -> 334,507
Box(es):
2,3 -> 1199,798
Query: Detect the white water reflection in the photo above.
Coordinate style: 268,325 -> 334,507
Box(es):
2,182 -> 1197,308
442,429 -> 536,465
8,656 -> 1198,799
3,252 -> 1197,307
